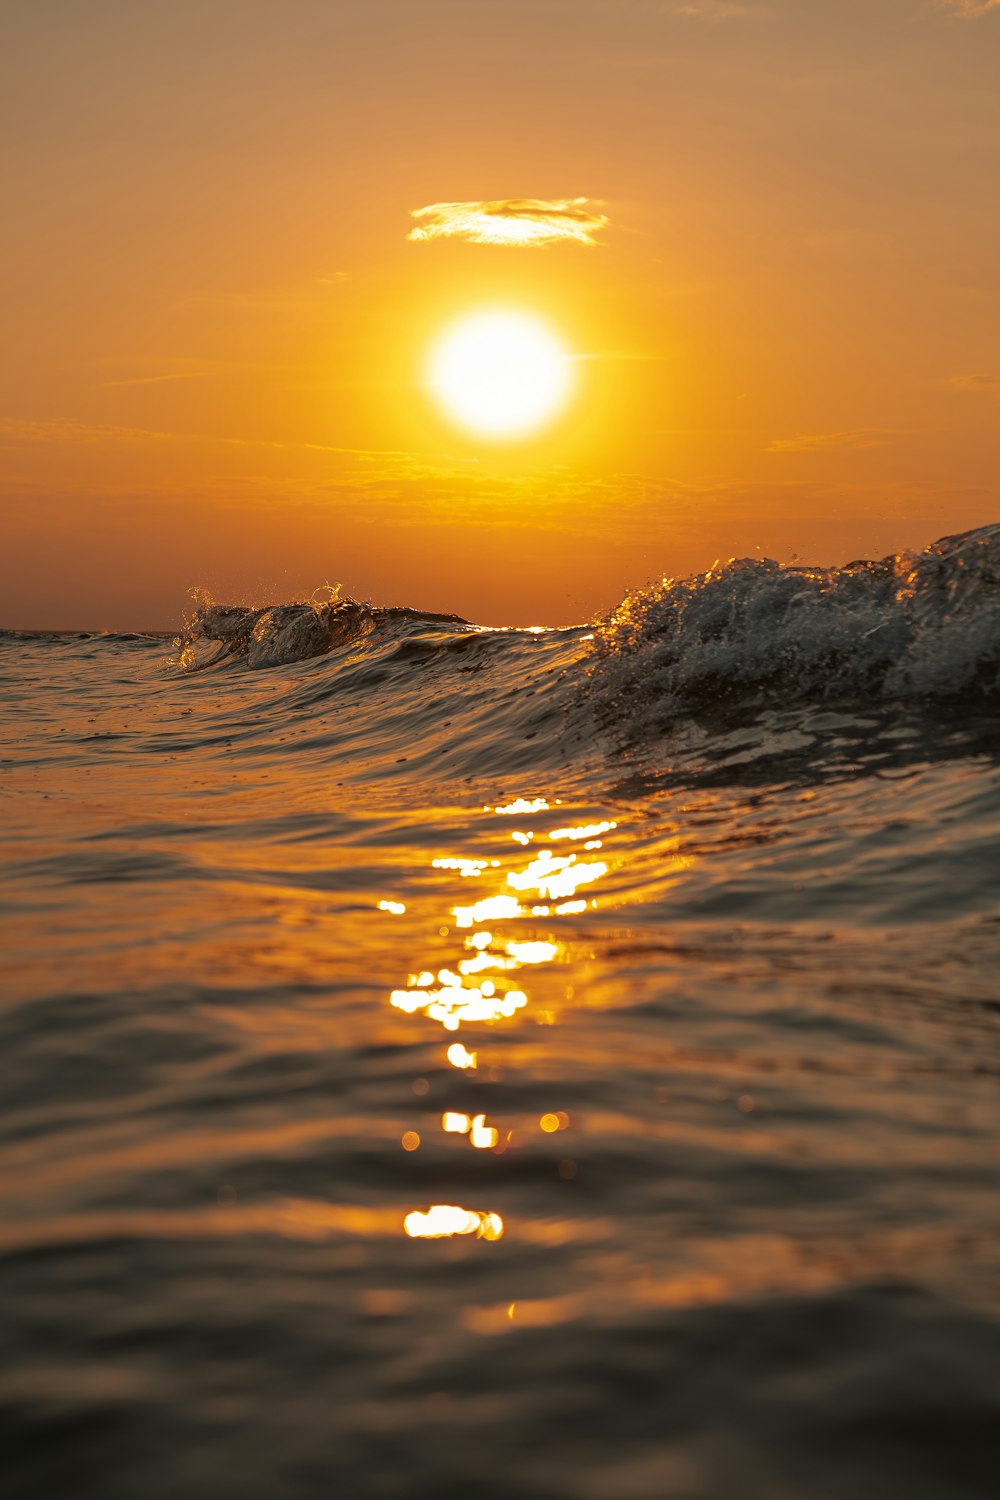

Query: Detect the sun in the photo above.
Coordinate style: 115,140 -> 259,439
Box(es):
427,309 -> 573,440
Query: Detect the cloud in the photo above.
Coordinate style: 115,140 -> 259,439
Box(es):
938,0 -> 1000,15
765,430 -> 889,454
407,198 -> 608,248
0,415 -> 176,446
97,371 -> 208,389
949,372 -> 999,391
669,1 -> 769,17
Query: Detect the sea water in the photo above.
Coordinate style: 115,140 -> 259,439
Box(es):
2,526 -> 1000,1499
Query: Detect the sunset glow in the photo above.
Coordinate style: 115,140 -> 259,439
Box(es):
5,6 -> 1000,1498
1,3 -> 997,631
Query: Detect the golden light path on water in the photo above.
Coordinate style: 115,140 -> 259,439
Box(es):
386,798 -> 623,1241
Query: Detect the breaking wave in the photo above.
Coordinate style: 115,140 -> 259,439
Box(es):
589,524 -> 1000,732
174,526 -> 1000,727
172,587 -> 474,672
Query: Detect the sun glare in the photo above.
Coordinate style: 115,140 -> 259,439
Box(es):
428,310 -> 573,440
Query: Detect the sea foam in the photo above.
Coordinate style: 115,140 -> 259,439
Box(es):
590,524 -> 1000,731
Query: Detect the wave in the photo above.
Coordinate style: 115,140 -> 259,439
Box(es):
158,527 -> 1000,787
589,524 -> 1000,732
163,588 -> 593,784
175,526 -> 1000,704
172,585 -> 485,671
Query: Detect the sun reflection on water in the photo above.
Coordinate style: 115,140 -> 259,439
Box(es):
431,856 -> 498,876
506,849 -> 608,901
390,982 -> 527,1030
503,940 -> 559,965
403,1206 -> 504,1240
452,894 -> 524,928
447,1042 -> 478,1069
489,798 -> 551,815
439,1110 -> 501,1146
395,799 -> 623,1240
549,821 -> 617,841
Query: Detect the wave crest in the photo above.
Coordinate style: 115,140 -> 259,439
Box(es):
591,524 -> 1000,729
173,588 -> 377,671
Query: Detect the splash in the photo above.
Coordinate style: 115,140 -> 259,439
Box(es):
590,524 -> 1000,732
172,585 -> 376,671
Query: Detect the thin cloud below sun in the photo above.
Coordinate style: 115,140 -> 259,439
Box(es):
939,0 -> 1000,15
407,198 -> 608,247
949,373 -> 999,392
765,430 -> 890,454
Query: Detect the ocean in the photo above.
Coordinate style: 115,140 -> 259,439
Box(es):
2,524 -> 1000,1499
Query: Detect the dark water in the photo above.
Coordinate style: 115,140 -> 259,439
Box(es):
2,527 -> 1000,1499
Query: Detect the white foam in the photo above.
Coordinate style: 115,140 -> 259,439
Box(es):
590,524 -> 1000,731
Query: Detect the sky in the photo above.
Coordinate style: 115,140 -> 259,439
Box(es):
2,0 -> 998,628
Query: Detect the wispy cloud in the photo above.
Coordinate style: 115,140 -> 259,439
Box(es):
669,1 -> 770,18
765,430 -> 889,454
97,371 -> 209,390
407,198 -> 608,248
949,372 -> 999,391
0,414 -> 436,465
938,0 -> 1000,16
0,415 -> 176,446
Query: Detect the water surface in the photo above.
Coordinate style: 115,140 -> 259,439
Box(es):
3,528 -> 1000,1499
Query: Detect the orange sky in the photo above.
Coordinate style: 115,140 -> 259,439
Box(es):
2,0 -> 998,628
